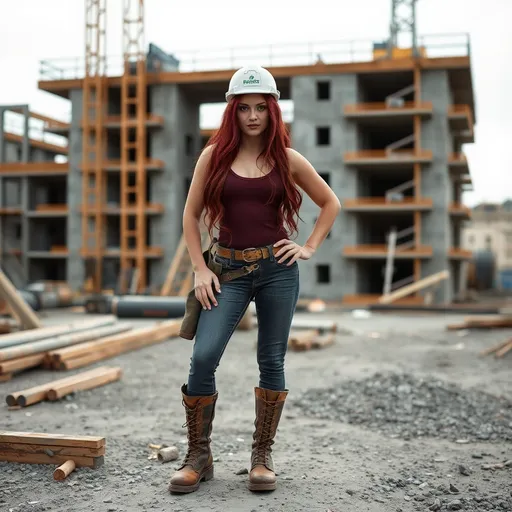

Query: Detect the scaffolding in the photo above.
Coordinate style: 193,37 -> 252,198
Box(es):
81,0 -> 107,293
120,0 -> 147,292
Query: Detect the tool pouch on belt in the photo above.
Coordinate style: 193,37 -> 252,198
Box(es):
178,238 -> 258,340
179,238 -> 221,340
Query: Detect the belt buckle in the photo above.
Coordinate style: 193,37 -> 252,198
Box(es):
241,247 -> 261,262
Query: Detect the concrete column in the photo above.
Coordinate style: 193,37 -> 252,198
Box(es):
20,177 -> 29,274
149,84 -> 200,287
420,70 -> 453,303
66,89 -> 84,290
290,74 -> 358,300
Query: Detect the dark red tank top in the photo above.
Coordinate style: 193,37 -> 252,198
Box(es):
218,168 -> 289,249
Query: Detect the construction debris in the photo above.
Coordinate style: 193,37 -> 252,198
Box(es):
479,337 -> 512,358
53,459 -> 76,481
157,446 -> 179,463
0,316 -> 182,379
0,431 -> 105,471
288,330 -> 335,351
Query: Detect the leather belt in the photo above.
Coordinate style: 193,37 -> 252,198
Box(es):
214,243 -> 279,262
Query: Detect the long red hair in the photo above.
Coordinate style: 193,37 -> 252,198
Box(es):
202,94 -> 302,242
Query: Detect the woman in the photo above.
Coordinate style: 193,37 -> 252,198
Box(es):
169,65 -> 341,494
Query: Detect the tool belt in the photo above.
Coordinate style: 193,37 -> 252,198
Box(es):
212,243 -> 279,263
179,238 -> 270,340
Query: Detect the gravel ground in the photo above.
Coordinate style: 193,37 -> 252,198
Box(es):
1,309 -> 511,512
293,372 -> 512,442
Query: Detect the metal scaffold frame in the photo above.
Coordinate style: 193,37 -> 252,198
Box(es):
120,0 -> 147,292
82,0 -> 107,293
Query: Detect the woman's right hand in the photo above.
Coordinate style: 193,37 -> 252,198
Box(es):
194,268 -> 221,310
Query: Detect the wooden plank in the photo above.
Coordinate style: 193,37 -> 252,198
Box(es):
0,321 -> 132,362
5,366 -> 115,407
0,442 -> 105,457
495,339 -> 512,358
0,353 -> 46,374
46,367 -> 122,401
58,321 -> 181,370
0,316 -> 117,350
479,338 -> 512,356
52,319 -> 181,366
0,450 -> 103,469
379,270 -> 449,304
0,269 -> 41,330
0,432 -> 105,449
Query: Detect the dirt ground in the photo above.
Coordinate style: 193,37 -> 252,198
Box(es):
1,308 -> 511,512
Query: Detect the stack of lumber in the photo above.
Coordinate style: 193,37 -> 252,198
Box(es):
0,317 -> 182,380
6,366 -> 122,407
0,431 -> 105,478
46,319 -> 182,370
0,317 -> 131,381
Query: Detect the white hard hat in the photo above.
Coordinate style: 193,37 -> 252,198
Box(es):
225,65 -> 280,102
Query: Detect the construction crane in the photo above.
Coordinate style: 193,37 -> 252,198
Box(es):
81,0 -> 107,294
120,0 -> 147,293
82,0 -> 148,295
388,0 -> 419,57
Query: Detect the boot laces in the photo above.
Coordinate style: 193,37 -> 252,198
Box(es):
182,402 -> 202,462
254,399 -> 278,464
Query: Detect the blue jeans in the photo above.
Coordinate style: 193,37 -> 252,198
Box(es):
187,245 -> 300,396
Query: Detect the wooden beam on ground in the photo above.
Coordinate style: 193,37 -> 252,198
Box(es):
0,270 -> 41,330
0,432 -> 104,449
447,316 -> 512,331
49,319 -> 182,370
5,366 -> 121,407
46,367 -> 122,401
495,339 -> 512,358
379,270 -> 449,304
0,322 -> 132,362
0,430 -> 106,469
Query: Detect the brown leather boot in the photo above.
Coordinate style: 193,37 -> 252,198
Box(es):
248,387 -> 288,492
168,384 -> 218,494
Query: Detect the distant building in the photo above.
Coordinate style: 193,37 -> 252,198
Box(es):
462,201 -> 512,283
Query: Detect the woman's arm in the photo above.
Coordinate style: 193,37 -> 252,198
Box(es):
182,145 -> 214,273
287,147 -> 341,252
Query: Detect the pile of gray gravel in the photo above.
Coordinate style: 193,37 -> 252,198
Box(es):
292,372 -> 512,442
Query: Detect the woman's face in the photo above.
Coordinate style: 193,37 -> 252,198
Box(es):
236,94 -> 269,137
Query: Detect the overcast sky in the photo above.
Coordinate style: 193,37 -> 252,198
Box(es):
0,0 -> 510,206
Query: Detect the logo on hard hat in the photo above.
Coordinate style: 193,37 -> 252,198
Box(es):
242,70 -> 260,86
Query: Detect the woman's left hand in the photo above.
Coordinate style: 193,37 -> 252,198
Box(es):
273,239 -> 315,265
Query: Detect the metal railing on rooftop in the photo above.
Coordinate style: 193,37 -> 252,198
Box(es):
39,32 -> 471,81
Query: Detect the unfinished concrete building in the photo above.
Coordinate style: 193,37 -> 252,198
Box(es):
0,106 -> 69,287
1,31 -> 475,304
